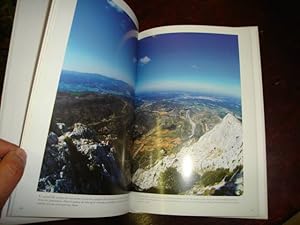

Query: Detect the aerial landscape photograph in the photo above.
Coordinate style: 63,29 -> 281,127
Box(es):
37,0 -> 137,195
36,0 -> 244,197
132,32 -> 244,196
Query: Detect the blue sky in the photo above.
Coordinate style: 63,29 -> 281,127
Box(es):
136,33 -> 241,97
62,0 -> 137,86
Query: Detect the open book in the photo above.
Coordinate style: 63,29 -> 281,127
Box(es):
0,0 -> 267,222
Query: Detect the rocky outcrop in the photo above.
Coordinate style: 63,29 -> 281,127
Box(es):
176,113 -> 243,173
38,123 -> 127,194
132,113 -> 243,195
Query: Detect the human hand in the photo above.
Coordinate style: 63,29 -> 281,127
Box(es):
0,139 -> 26,214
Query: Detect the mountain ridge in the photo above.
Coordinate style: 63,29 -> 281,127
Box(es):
132,113 -> 243,193
58,70 -> 134,98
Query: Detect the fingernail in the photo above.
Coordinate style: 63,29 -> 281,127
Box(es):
15,148 -> 27,164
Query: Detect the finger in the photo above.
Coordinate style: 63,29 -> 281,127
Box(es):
0,148 -> 26,210
0,139 -> 19,158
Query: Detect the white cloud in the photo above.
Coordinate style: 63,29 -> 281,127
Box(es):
107,0 -> 123,13
192,64 -> 200,70
139,56 -> 151,65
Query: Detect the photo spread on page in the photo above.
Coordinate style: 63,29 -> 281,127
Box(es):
132,31 -> 243,196
8,0 -> 138,218
130,26 -> 265,218
37,0 -> 137,196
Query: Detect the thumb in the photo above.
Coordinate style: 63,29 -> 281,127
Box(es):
0,148 -> 26,212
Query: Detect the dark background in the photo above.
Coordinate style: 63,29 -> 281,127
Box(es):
0,0 -> 299,224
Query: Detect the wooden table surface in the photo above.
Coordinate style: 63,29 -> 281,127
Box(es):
1,0 -> 299,224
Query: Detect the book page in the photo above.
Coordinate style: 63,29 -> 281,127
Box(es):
130,25 -> 267,219
0,1 -> 64,224
8,0 -> 138,218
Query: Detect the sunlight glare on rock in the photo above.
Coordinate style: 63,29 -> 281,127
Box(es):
182,154 -> 193,179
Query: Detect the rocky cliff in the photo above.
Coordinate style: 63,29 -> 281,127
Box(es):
132,113 -> 243,195
37,123 -> 127,194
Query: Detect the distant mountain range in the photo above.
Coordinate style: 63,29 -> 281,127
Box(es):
58,70 -> 134,98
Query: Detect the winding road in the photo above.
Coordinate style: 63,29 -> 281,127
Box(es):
186,110 -> 196,139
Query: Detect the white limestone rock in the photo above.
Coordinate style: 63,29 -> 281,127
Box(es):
132,113 -> 243,191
